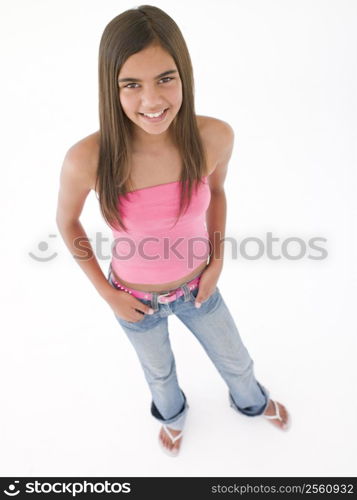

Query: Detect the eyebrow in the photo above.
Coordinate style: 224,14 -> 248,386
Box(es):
118,69 -> 178,83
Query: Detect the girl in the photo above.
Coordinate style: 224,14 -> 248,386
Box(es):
56,5 -> 290,457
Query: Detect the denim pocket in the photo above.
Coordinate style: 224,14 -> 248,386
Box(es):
190,285 -> 219,303
118,312 -> 146,325
107,273 -> 152,324
116,299 -> 151,325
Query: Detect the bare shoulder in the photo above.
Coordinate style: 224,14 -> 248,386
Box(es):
56,131 -> 100,225
197,116 -> 234,191
63,131 -> 100,190
197,115 -> 234,151
196,115 -> 234,175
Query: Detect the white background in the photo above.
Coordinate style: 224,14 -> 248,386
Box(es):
1,0 -> 356,477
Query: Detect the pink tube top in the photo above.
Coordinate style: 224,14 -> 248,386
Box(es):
110,176 -> 211,284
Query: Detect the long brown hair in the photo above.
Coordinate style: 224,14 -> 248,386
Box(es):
95,5 -> 208,232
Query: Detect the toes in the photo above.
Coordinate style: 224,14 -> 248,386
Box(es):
278,403 -> 289,427
159,426 -> 182,452
165,433 -> 173,450
280,403 -> 288,421
159,427 -> 176,451
160,429 -> 169,449
266,402 -> 289,429
172,437 -> 181,452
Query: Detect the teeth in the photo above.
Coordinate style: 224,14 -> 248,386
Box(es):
143,109 -> 165,118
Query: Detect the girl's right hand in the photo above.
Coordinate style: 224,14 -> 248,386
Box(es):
105,288 -> 154,322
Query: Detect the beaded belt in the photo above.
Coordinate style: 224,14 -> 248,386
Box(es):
109,273 -> 201,303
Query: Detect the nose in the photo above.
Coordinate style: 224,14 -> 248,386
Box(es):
140,85 -> 164,109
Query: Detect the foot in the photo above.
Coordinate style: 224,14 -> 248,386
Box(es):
263,399 -> 290,430
159,425 -> 183,455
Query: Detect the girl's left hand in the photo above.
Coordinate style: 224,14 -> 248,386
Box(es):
194,264 -> 222,308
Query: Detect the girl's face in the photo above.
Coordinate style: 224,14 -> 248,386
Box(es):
118,44 -> 183,138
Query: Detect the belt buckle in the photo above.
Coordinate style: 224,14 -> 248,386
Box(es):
158,290 -> 175,303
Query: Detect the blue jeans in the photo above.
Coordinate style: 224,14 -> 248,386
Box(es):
107,266 -> 270,431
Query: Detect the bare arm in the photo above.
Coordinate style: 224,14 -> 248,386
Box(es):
206,120 -> 235,271
56,142 -> 158,321
192,120 -> 234,306
55,144 -> 114,300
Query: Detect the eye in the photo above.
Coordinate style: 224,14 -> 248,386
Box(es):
123,77 -> 174,89
160,77 -> 174,84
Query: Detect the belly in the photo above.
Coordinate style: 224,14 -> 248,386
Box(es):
111,259 -> 208,292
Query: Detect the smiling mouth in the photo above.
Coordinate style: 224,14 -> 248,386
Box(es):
139,108 -> 168,117
138,108 -> 169,122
